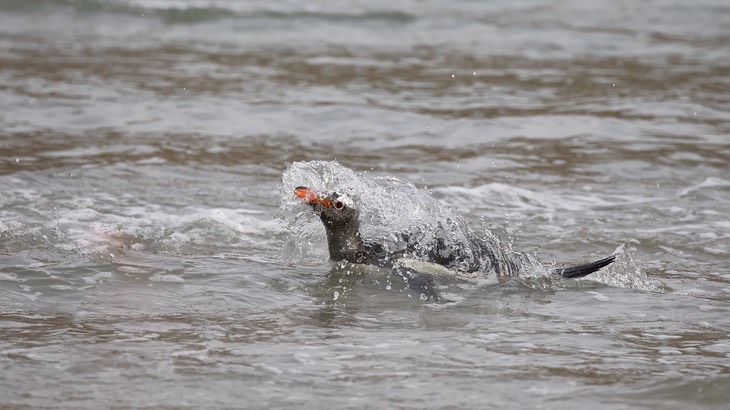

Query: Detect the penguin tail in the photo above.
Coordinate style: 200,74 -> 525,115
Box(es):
555,253 -> 617,279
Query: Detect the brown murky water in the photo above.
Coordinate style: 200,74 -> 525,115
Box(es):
1,0 -> 729,408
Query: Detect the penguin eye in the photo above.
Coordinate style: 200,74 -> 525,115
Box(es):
333,201 -> 344,210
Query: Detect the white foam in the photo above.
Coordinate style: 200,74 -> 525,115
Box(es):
586,291 -> 610,302
82,271 -> 112,285
434,183 -> 657,214
0,272 -> 23,282
678,177 -> 730,197
34,200 -> 279,259
149,274 -> 185,283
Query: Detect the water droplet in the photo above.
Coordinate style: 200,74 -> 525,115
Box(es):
15,158 -> 19,163
451,74 -> 455,78
333,291 -> 340,300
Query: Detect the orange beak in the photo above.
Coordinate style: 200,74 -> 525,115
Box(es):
294,186 -> 332,208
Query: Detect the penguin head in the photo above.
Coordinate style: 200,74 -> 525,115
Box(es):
294,186 -> 359,227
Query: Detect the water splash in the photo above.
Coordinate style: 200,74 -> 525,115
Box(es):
280,161 -> 659,292
589,245 -> 666,292
280,160 -> 532,276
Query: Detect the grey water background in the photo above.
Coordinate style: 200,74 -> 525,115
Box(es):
1,0 -> 729,408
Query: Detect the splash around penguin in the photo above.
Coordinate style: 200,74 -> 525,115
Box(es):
289,165 -> 616,301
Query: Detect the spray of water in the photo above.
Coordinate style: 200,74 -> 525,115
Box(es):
280,161 -> 534,276
279,160 -> 660,292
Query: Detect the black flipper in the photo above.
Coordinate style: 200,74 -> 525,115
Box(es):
555,254 -> 617,279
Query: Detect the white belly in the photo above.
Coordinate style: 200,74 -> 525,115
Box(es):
395,258 -> 499,286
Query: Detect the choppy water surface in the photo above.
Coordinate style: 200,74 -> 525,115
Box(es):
1,0 -> 729,408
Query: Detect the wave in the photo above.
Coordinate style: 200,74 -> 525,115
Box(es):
0,0 -> 417,25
